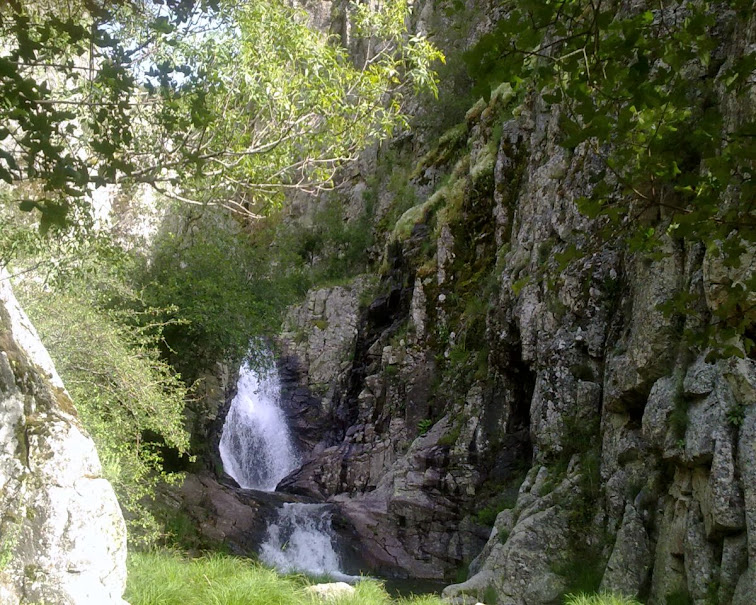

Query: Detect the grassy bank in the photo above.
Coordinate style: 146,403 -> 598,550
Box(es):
125,550 -> 446,605
126,550 -> 644,605
565,595 -> 642,605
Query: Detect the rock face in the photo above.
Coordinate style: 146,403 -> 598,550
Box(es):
161,471 -> 299,555
0,272 -> 127,605
210,1 -> 756,603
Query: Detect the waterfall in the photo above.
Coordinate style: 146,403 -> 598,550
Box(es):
219,350 -> 354,579
219,353 -> 298,491
260,503 -> 348,578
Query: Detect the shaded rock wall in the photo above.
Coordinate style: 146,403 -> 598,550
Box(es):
0,272 -> 127,605
269,1 -> 756,603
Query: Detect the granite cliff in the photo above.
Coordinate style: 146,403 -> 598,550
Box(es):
249,1 -> 756,603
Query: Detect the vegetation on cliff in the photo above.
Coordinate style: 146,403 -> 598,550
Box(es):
0,0 -> 442,546
15,240 -> 191,546
465,0 -> 755,356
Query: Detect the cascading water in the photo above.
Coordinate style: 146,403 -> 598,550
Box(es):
220,349 -> 352,578
219,352 -> 298,491
260,503 -> 348,578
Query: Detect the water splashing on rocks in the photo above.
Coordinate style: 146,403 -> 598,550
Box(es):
219,353 -> 299,491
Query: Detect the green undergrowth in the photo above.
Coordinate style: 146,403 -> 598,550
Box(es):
564,594 -> 643,605
126,550 -> 446,605
18,250 -> 191,548
472,461 -> 529,527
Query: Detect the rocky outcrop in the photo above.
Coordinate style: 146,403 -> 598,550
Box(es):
0,272 -> 127,605
281,279 -> 368,403
209,1 -> 756,602
161,470 -> 368,575
161,471 -> 299,555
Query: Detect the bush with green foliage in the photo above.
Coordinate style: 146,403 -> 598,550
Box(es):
20,268 -> 190,546
136,197 -> 378,377
278,198 -> 376,285
136,206 -> 307,377
473,491 -> 518,527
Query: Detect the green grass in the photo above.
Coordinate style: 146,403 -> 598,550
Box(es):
473,490 -> 518,526
564,593 -> 643,605
126,550 -> 447,605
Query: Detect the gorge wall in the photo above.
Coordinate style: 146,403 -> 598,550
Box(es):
262,1 -> 756,604
0,271 -> 127,605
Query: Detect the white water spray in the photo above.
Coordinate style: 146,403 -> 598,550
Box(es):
220,350 -> 355,579
260,503 -> 350,578
219,354 -> 299,491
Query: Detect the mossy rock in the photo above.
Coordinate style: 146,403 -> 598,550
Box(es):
412,122 -> 469,178
470,142 -> 496,188
391,187 -> 448,243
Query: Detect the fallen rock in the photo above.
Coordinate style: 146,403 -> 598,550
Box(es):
305,582 -> 356,601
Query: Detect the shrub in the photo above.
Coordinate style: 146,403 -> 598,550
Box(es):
21,283 -> 190,546
137,207 -> 305,377
473,491 -> 517,527
417,418 -> 434,435
278,197 -> 375,286
669,393 -> 690,439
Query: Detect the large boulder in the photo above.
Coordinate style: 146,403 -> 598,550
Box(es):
0,272 -> 127,605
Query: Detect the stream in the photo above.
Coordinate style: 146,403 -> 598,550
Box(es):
219,350 -> 353,580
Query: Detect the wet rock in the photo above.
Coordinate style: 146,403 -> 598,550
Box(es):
163,470 -> 363,564
278,355 -> 335,452
170,472 -> 268,551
